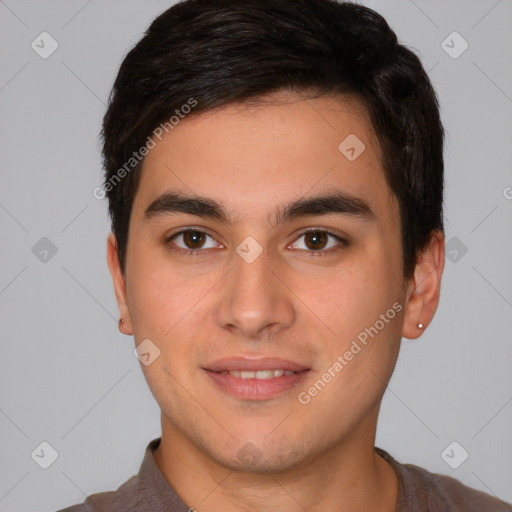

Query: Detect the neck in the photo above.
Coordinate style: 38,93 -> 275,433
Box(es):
153,413 -> 398,512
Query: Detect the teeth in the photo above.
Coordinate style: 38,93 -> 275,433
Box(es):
220,369 -> 296,379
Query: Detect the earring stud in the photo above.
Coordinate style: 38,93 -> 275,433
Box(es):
417,323 -> 423,329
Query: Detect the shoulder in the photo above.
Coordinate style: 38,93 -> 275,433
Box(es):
404,463 -> 512,511
55,475 -> 140,512
55,437 -> 189,512
376,448 -> 512,512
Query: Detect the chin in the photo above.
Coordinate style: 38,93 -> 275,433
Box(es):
205,437 -> 309,474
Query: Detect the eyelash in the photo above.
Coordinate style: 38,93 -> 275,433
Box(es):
165,228 -> 348,257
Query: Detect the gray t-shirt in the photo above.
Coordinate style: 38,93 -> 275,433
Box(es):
57,438 -> 512,511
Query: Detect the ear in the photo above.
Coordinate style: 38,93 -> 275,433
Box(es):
402,230 -> 445,339
106,232 -> 134,335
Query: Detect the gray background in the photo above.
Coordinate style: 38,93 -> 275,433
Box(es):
0,1 -> 511,510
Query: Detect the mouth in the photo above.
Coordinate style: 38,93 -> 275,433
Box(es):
217,369 -> 297,379
203,356 -> 311,400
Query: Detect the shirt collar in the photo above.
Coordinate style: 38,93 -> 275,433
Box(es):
138,438 -> 409,511
135,437 -> 191,511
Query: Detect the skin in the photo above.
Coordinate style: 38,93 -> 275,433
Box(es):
107,91 -> 445,512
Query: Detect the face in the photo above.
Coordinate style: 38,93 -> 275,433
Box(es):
108,91 -> 440,473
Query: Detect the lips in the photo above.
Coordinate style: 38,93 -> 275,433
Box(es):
204,356 -> 309,373
220,369 -> 296,379
203,356 -> 311,400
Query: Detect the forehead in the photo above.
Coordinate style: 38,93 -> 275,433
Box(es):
132,92 -> 397,227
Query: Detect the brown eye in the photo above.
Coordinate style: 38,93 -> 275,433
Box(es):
290,229 -> 347,255
168,229 -> 220,253
182,230 -> 206,249
303,231 -> 329,250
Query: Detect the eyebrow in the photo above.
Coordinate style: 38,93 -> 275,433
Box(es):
143,190 -> 375,227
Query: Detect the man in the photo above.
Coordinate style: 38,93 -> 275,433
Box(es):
60,0 -> 512,510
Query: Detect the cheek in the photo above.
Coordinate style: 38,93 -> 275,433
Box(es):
126,253 -> 220,366
313,241 -> 404,357
126,246 -> 184,335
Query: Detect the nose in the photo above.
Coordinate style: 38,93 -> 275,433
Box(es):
214,248 -> 296,341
